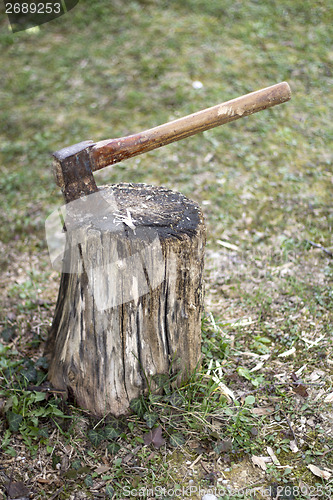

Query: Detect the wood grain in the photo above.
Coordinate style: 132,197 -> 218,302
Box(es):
46,183 -> 206,416
91,82 -> 291,170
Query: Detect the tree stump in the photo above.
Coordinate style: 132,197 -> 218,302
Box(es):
46,183 -> 206,416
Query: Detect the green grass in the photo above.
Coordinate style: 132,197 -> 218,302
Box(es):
0,0 -> 332,498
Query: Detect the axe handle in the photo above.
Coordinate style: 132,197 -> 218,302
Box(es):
90,82 -> 291,171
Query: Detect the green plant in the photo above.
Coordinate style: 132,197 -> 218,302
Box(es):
0,344 -> 71,456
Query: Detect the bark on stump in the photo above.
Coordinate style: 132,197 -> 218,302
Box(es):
46,183 -> 206,417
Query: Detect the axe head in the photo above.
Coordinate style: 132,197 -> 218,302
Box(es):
53,140 -> 97,203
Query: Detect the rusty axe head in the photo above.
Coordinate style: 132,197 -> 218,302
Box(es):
53,82 -> 291,204
53,140 -> 98,203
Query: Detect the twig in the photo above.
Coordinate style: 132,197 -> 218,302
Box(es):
49,486 -> 64,500
189,453 -> 202,469
306,240 -> 333,258
281,410 -> 298,446
200,460 -> 210,474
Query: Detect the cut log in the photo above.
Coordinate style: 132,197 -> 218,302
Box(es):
45,183 -> 206,417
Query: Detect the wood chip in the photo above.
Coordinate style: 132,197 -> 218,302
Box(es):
278,347 -> 296,358
250,361 -> 264,372
267,446 -> 280,465
301,334 -> 325,349
189,453 -> 203,469
307,464 -> 332,480
230,317 -> 255,327
37,477 -> 53,484
211,376 -> 236,401
216,240 -> 240,252
251,455 -> 268,471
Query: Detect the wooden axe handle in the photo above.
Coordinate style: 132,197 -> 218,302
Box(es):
90,82 -> 291,171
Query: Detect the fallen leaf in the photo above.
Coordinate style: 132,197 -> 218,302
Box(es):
143,426 -> 165,449
251,406 -> 274,416
5,481 -> 30,498
188,439 -> 201,449
169,432 -> 185,447
292,384 -> 309,398
291,372 -> 309,397
251,455 -> 267,471
324,392 -> 333,403
308,370 -> 325,382
314,388 -> 326,402
290,440 -> 299,453
95,465 -> 110,475
214,439 -> 232,454
307,464 -> 332,480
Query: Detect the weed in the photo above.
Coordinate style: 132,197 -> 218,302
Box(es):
0,348 -> 70,457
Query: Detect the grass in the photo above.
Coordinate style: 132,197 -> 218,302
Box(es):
0,0 -> 333,498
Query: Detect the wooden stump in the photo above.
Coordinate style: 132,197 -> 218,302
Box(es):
46,183 -> 206,416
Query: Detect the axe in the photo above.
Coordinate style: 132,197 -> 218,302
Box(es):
53,82 -> 291,204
